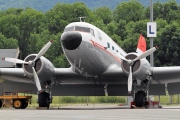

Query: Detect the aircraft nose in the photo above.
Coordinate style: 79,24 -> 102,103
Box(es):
61,31 -> 82,50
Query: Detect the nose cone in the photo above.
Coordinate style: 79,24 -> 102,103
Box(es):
61,31 -> 82,50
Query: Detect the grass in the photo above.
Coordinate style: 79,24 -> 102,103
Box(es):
27,95 -> 126,106
18,93 -> 180,107
154,95 -> 180,105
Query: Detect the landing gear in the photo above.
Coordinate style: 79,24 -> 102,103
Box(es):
37,81 -> 53,109
134,90 -> 147,107
133,80 -> 149,108
38,92 -> 50,109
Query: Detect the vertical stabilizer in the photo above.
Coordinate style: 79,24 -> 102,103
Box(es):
136,34 -> 146,54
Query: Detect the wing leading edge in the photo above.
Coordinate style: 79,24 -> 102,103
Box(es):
151,66 -> 180,84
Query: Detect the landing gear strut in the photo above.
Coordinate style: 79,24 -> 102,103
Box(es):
133,80 -> 149,108
37,83 -> 53,109
38,92 -> 50,109
134,90 -> 147,107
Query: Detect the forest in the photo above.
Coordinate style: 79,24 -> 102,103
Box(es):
0,0 -> 180,67
0,0 -> 180,11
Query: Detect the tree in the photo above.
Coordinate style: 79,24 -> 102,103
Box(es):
155,21 -> 180,66
94,7 -> 113,24
145,0 -> 180,23
0,33 -> 18,49
114,0 -> 144,22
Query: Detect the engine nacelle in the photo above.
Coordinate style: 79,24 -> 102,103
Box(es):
121,53 -> 151,81
23,54 -> 55,83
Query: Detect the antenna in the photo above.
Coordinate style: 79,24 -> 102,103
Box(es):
78,17 -> 86,22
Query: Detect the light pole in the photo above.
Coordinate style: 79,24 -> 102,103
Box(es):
150,0 -> 154,67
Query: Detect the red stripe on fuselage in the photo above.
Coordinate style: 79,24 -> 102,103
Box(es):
90,40 -> 122,63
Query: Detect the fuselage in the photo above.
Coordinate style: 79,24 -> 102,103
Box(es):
60,22 -> 127,77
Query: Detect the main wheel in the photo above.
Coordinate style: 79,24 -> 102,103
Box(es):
13,99 -> 22,109
38,92 -> 50,109
135,91 -> 146,107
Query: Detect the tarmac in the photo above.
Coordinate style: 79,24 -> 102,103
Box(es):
0,105 -> 180,120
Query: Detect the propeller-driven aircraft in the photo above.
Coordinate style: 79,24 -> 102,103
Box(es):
1,20 -> 180,108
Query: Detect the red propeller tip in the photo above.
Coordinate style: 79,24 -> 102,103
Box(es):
50,40 -> 53,43
2,58 -> 5,60
128,92 -> 131,94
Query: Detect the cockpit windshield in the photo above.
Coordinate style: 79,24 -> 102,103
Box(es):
64,26 -> 74,32
64,26 -> 91,33
75,26 -> 90,32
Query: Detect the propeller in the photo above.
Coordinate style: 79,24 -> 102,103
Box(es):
3,58 -> 29,64
3,40 -> 53,91
122,46 -> 157,94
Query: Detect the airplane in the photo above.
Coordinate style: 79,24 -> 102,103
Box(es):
1,19 -> 180,109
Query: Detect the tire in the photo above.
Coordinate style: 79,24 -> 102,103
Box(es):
135,91 -> 146,107
13,99 -> 22,109
0,100 -> 2,108
21,99 -> 28,109
38,92 -> 50,109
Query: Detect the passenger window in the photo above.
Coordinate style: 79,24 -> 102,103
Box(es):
107,42 -> 110,48
97,31 -> 102,40
112,46 -> 114,50
116,50 -> 118,53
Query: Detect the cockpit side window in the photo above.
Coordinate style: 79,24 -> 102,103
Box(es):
97,30 -> 102,40
90,29 -> 95,36
64,26 -> 74,32
75,26 -> 90,33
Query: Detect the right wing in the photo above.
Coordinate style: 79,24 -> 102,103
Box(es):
0,68 -> 33,84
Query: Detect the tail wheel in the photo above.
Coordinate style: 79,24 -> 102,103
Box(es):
135,91 -> 146,107
13,99 -> 22,109
38,92 -> 50,109
21,99 -> 28,109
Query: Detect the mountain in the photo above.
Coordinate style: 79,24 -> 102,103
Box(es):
0,0 -> 179,12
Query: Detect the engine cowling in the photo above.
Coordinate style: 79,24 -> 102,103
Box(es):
121,53 -> 151,81
23,54 -> 55,83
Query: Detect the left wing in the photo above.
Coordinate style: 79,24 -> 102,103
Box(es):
151,66 -> 180,84
101,66 -> 180,84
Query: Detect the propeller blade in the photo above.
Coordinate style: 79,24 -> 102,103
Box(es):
3,58 -> 28,64
119,54 -> 128,61
34,40 -> 53,61
133,47 -> 157,62
128,66 -> 133,94
32,67 -> 42,91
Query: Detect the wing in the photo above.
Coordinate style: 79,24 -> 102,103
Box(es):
100,67 -> 127,84
54,67 -> 95,84
151,66 -> 180,84
0,68 -> 34,83
0,68 -> 37,94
